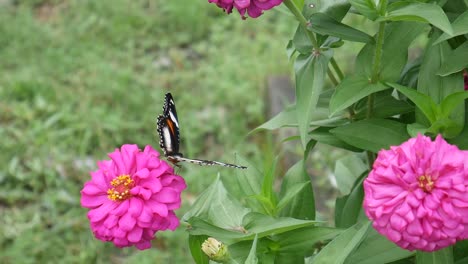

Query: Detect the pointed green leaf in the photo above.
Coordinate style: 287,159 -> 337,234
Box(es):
251,106 -> 297,132
383,2 -> 453,35
261,157 -> 278,208
426,117 -> 462,139
345,228 -> 414,264
187,217 -> 251,242
183,176 -> 250,229
434,10 -> 468,44
307,13 -> 374,43
277,226 -> 343,254
293,25 -> 314,55
407,123 -> 428,137
334,155 -> 367,195
330,118 -> 410,153
449,104 -> 468,150
335,173 -> 366,228
440,91 -> 468,118
309,127 -> 362,152
353,91 -> 415,119
349,0 -> 379,20
356,22 -> 426,81
387,82 -> 438,123
245,235 -> 259,264
438,42 -> 468,76
329,75 -> 389,116
416,247 -> 454,264
303,0 -> 351,21
243,213 -> 317,237
313,221 -> 371,264
276,181 -> 310,212
418,33 -> 465,127
279,161 -> 315,220
189,235 -> 210,264
293,0 -> 305,10
295,50 -> 332,148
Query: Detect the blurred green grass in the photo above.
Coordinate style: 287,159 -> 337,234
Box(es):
0,0 -> 294,262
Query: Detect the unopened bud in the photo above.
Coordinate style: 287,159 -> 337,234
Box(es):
201,237 -> 230,263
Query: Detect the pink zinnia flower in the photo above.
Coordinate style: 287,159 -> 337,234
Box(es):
80,144 -> 186,250
364,134 -> 468,252
208,0 -> 283,19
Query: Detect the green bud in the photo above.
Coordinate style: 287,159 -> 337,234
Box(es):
201,237 -> 230,263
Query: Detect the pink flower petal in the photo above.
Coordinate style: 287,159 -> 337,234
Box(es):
80,144 -> 186,250
364,134 -> 468,252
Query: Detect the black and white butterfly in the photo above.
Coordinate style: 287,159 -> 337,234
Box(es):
157,93 -> 247,169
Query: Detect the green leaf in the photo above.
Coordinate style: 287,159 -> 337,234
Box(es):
252,106 -> 297,132
335,173 -> 366,228
312,221 -> 371,264
293,25 -> 314,55
418,32 -> 465,128
349,0 -> 379,20
189,235 -> 210,264
434,10 -> 468,44
183,175 -> 250,229
438,42 -> 468,76
230,239 -> 267,264
261,157 -> 278,212
383,2 -> 453,35
251,103 -> 346,134
449,104 -> 468,150
345,228 -> 415,264
276,226 -> 343,254
440,91 -> 468,118
355,22 -> 426,81
286,40 -> 296,61
329,75 -> 389,116
330,118 -> 410,153
387,82 -> 438,123
245,235 -> 259,264
276,181 -> 310,212
307,13 -> 374,43
334,155 -> 367,195
304,0 -> 351,21
243,213 -> 318,238
426,117 -> 463,138
407,123 -> 428,137
309,127 -> 362,152
353,91 -> 415,119
279,161 -> 315,220
187,217 -> 251,243
295,50 -> 332,148
416,247 -> 454,264
293,0 -> 305,10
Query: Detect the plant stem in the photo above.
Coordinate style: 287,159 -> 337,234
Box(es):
327,68 -> 338,85
330,58 -> 344,80
283,0 -> 319,49
283,0 -> 345,85
366,0 -> 388,168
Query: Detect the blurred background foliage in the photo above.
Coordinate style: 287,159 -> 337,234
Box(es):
0,0 -> 351,262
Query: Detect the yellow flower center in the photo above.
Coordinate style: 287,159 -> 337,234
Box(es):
107,175 -> 135,201
418,175 -> 435,192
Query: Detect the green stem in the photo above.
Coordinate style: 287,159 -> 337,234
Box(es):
327,68 -> 338,86
330,58 -> 344,80
367,0 -> 388,168
283,0 -> 319,49
283,0 -> 345,85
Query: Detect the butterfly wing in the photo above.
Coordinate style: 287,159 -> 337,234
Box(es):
157,93 -> 181,157
157,93 -> 247,169
173,156 -> 247,169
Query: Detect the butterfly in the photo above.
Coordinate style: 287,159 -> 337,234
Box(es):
157,93 -> 247,169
